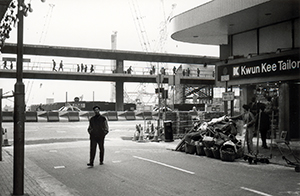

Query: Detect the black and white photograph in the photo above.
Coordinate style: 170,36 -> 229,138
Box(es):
0,0 -> 299,195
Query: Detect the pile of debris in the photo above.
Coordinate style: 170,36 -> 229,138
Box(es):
175,116 -> 243,162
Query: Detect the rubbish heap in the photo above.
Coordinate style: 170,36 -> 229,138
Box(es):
175,116 -> 243,162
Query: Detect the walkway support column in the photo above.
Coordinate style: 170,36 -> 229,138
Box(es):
115,59 -> 124,111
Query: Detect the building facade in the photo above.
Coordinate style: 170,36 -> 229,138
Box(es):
170,0 -> 300,139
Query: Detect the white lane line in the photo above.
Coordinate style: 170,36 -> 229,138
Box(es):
133,156 -> 195,175
241,187 -> 273,196
54,166 -> 66,169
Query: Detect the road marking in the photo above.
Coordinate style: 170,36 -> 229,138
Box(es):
133,156 -> 195,175
54,166 -> 66,169
241,187 -> 273,196
112,160 -> 122,163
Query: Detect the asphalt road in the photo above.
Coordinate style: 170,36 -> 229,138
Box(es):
2,121 -> 300,196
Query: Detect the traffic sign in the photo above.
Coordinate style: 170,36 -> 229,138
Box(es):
221,75 -> 229,81
222,92 -> 234,101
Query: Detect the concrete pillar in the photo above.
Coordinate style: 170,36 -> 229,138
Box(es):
220,44 -> 231,60
116,81 -> 124,111
279,83 -> 290,139
115,59 -> 124,111
240,85 -> 255,107
289,83 -> 300,139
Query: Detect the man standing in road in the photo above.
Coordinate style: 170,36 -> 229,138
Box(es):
87,106 -> 109,167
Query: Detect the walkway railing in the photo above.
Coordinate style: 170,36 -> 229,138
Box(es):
2,60 -> 215,79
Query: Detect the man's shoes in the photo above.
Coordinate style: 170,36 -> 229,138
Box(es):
87,163 -> 94,167
100,162 -> 104,165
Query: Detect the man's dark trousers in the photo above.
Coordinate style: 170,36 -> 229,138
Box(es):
90,135 -> 105,164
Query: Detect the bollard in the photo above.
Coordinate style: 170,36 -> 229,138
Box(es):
3,129 -> 10,146
151,127 -> 159,142
0,127 -> 3,161
132,130 -> 139,141
138,126 -> 146,143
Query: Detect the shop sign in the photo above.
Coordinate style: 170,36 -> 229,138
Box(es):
72,103 -> 85,109
217,54 -> 300,81
222,92 -> 234,101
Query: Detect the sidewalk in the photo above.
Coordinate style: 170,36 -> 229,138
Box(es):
163,137 -> 300,167
0,148 -> 52,196
1,138 -> 299,196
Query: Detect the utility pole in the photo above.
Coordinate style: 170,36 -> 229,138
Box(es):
13,0 -> 25,195
0,89 -> 2,162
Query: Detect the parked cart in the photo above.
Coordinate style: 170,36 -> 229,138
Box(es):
243,109 -> 272,164
275,131 -> 300,172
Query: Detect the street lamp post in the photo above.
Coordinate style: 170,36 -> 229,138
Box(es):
13,0 -> 25,195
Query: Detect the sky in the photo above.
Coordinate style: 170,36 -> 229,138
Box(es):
0,0 -> 218,109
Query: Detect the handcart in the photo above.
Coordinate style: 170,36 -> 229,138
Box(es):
275,131 -> 300,172
243,109 -> 272,164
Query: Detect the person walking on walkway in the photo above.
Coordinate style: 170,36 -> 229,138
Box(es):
52,59 -> 57,71
77,64 -> 80,72
90,64 -> 95,73
2,60 -> 8,69
81,63 -> 84,72
58,60 -> 64,71
87,106 -> 109,167
231,104 -> 256,154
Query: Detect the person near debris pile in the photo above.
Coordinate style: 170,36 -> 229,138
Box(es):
231,104 -> 256,154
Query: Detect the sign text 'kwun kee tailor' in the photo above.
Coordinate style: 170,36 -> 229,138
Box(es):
233,59 -> 300,77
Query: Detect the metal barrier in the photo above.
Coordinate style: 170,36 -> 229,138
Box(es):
25,111 -> 38,122
106,111 -> 118,121
1,111 -> 223,124
47,112 -> 60,122
2,111 -> 13,122
125,111 -> 136,120
68,111 -> 80,122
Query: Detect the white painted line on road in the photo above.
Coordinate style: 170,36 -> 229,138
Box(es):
112,160 -> 122,163
54,166 -> 66,169
133,156 -> 195,175
241,187 -> 273,196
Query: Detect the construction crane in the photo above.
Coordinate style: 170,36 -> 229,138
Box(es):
129,0 -> 152,52
25,3 -> 55,106
128,0 -> 177,107
154,1 -> 176,53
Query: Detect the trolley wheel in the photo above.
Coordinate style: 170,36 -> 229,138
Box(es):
295,164 -> 300,173
243,156 -> 248,161
253,159 -> 257,164
248,157 -> 253,164
265,159 -> 270,164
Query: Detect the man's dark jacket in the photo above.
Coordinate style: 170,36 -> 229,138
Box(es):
88,114 -> 109,139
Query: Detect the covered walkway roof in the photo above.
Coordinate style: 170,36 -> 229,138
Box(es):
2,43 -> 219,65
170,0 -> 300,45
